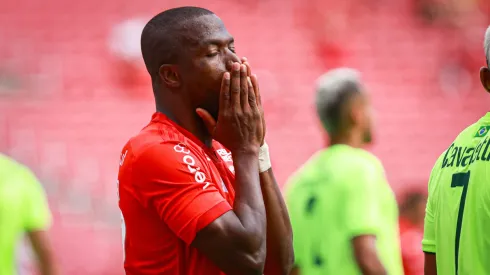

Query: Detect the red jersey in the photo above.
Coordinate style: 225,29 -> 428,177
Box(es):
117,112 -> 236,275
399,218 -> 424,275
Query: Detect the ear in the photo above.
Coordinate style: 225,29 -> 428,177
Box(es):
159,64 -> 181,88
347,93 -> 365,126
480,67 -> 490,93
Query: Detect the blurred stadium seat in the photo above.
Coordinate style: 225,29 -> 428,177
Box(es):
0,0 -> 488,273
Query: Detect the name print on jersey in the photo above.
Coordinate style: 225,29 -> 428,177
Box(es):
442,136 -> 490,169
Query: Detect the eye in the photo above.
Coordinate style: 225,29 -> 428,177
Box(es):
206,52 -> 219,57
229,43 -> 236,53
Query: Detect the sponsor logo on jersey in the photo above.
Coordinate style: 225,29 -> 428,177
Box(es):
216,148 -> 232,162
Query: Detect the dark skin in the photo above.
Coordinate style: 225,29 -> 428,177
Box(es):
156,14 -> 293,275
352,236 -> 387,275
424,253 -> 437,275
27,231 -> 58,275
241,58 -> 294,275
423,66 -> 490,275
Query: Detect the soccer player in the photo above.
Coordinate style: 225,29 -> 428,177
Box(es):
285,68 -> 403,275
422,25 -> 490,275
0,154 -> 57,275
117,7 -> 293,275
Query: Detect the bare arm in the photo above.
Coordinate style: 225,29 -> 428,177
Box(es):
290,266 -> 300,275
27,230 -> 58,275
260,168 -> 294,275
424,252 -> 437,275
241,58 -> 294,274
193,63 -> 267,275
192,151 -> 266,275
352,235 -> 387,275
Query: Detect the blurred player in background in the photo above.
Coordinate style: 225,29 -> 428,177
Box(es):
0,154 -> 57,275
423,25 -> 490,275
285,68 -> 403,275
399,190 -> 427,275
117,6 -> 293,275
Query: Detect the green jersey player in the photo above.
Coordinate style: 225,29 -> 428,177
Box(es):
286,68 -> 403,275
423,25 -> 490,275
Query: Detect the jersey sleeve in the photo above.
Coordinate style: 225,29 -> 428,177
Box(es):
133,141 -> 232,244
344,160 -> 381,237
22,170 -> 52,231
422,158 -> 441,253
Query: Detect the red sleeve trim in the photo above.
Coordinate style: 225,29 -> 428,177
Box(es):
185,201 -> 232,245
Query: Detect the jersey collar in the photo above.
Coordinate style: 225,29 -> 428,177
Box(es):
150,112 -> 220,152
479,112 -> 490,123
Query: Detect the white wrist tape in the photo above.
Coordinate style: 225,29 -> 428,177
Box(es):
258,141 -> 272,173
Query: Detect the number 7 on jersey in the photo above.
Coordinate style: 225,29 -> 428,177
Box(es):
451,171 -> 470,275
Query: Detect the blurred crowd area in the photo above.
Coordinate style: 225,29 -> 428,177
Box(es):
0,0 -> 488,274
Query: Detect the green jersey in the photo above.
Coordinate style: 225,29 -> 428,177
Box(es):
423,113 -> 490,275
285,145 -> 403,275
0,154 -> 52,275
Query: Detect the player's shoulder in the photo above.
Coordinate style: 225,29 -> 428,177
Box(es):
0,154 -> 37,179
0,154 -> 42,192
0,153 -> 22,170
453,121 -> 482,143
344,147 -> 383,172
285,151 -> 324,186
119,118 -> 211,177
431,119 -> 489,173
128,118 -> 182,149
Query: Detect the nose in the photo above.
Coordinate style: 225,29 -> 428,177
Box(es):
225,52 -> 241,71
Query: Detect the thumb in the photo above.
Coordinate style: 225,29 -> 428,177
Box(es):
196,108 -> 217,135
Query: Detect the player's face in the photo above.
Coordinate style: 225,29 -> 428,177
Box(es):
178,15 -> 240,120
359,93 -> 374,143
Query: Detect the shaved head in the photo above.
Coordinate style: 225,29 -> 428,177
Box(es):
141,7 -> 215,79
141,6 -> 239,123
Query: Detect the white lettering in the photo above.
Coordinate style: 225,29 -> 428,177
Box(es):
120,150 -> 128,166
195,171 -> 206,183
174,143 -> 207,184
183,155 -> 195,166
188,165 -> 198,173
121,212 -> 126,261
174,144 -> 190,154
217,148 -> 232,162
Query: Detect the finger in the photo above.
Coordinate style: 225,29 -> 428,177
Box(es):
219,72 -> 231,111
230,62 -> 241,109
240,57 -> 252,76
244,62 -> 252,77
196,108 -> 217,135
247,77 -> 257,107
250,74 -> 262,108
240,64 -> 249,109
